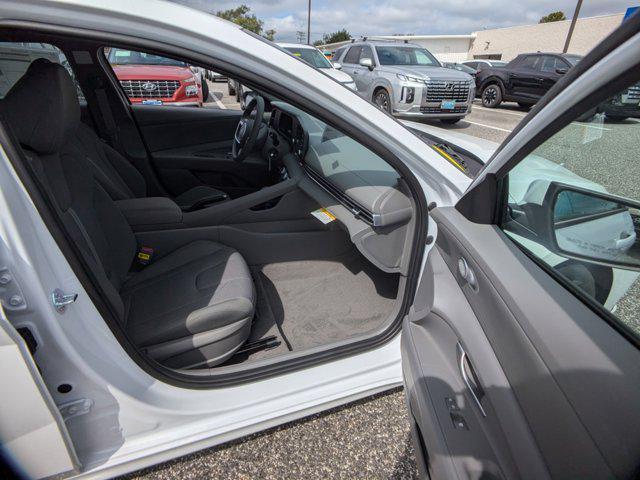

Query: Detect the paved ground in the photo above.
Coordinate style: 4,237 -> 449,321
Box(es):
128,83 -> 640,479
122,388 -> 418,480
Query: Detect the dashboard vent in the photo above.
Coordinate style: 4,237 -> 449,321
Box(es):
304,166 -> 378,226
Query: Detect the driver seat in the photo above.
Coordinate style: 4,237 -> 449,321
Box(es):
70,90 -> 228,210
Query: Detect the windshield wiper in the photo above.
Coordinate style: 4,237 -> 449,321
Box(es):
431,143 -> 468,173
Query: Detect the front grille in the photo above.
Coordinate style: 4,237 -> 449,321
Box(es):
626,84 -> 640,101
119,79 -> 180,98
420,106 -> 468,114
425,80 -> 470,102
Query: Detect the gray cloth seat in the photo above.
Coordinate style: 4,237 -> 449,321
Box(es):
0,59 -> 253,368
73,121 -> 228,211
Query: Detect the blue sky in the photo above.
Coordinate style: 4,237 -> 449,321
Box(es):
169,0 -> 636,43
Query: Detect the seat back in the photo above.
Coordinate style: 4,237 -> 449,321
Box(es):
0,59 -> 136,319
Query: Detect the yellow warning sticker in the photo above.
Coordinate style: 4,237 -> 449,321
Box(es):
311,207 -> 336,224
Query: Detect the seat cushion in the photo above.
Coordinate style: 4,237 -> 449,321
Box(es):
121,240 -> 255,367
173,185 -> 229,211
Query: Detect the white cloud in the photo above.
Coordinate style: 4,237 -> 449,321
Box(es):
169,0 -> 633,43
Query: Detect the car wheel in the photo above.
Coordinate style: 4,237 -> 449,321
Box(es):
576,107 -> 598,122
228,81 -> 236,96
440,118 -> 461,125
517,102 -> 531,110
556,260 -> 613,305
201,76 -> 209,102
373,89 -> 392,113
481,84 -> 502,108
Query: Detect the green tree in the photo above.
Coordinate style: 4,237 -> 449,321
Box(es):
216,5 -> 276,40
320,29 -> 351,45
539,11 -> 567,23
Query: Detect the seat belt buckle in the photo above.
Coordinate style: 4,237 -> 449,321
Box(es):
136,246 -> 154,266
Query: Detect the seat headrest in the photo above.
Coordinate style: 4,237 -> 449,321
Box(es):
0,58 -> 80,154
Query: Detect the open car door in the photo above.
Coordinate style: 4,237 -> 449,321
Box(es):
0,305 -> 78,479
401,14 -> 640,480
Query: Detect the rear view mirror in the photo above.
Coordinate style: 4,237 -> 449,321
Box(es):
359,58 -> 374,70
333,62 -> 342,70
550,185 -> 640,270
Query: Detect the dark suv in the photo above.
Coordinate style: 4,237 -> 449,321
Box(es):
476,53 -> 581,108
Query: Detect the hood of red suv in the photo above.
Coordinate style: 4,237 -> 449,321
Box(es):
112,64 -> 196,82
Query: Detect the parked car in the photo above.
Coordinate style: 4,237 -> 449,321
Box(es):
278,43 -> 356,90
332,39 -> 475,123
591,82 -> 640,121
476,52 -> 581,108
1,3 -> 640,480
106,48 -> 205,106
462,59 -> 507,74
443,62 -> 478,77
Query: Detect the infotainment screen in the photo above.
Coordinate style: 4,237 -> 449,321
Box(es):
277,112 -> 294,139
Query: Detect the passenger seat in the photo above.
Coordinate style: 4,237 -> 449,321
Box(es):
0,59 -> 254,368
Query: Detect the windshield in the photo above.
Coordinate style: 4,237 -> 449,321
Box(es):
107,48 -> 187,67
284,47 -> 333,69
375,46 -> 440,66
491,61 -> 508,67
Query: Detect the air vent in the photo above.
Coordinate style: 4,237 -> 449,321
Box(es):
304,166 -> 378,226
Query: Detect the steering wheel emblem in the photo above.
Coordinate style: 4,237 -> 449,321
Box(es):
141,81 -> 158,92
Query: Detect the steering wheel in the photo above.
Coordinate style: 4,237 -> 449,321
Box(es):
232,94 -> 265,162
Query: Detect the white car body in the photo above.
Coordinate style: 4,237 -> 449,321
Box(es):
1,2 -> 639,480
277,42 -> 357,90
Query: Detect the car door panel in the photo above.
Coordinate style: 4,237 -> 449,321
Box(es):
403,205 -> 640,479
130,105 -> 267,197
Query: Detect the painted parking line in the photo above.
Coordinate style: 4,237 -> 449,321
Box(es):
211,94 -> 226,110
472,105 -> 527,117
463,120 -> 513,133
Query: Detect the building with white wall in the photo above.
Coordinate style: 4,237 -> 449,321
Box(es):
469,13 -> 624,61
320,13 -> 625,63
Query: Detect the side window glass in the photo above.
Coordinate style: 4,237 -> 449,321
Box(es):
103,47 -> 238,110
0,42 -> 84,102
519,56 -> 539,70
540,56 -> 562,73
502,80 -> 640,338
343,46 -> 362,65
359,46 -> 374,64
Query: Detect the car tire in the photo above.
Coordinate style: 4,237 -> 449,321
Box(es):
440,118 -> 461,125
481,84 -> 502,108
201,76 -> 209,102
517,102 -> 531,110
576,107 -> 598,122
228,81 -> 236,96
373,89 -> 392,114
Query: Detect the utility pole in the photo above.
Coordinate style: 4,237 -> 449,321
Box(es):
563,0 -> 583,53
307,0 -> 311,45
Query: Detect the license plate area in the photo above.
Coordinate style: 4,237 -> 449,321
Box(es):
441,100 -> 456,110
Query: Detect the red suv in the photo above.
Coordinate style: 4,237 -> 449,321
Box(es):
106,48 -> 204,106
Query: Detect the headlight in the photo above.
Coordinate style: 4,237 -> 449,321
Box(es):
185,84 -> 198,97
396,73 -> 425,83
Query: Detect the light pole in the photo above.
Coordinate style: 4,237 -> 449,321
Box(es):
307,0 -> 311,45
563,0 -> 583,53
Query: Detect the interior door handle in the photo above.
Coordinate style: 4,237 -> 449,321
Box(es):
456,343 -> 487,417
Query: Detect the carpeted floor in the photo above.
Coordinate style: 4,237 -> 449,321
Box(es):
227,249 -> 399,364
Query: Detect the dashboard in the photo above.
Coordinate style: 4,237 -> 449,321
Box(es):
266,103 -> 414,274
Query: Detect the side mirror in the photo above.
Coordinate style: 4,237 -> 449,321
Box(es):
556,68 -> 568,75
549,184 -> 640,270
333,62 -> 342,70
359,57 -> 374,70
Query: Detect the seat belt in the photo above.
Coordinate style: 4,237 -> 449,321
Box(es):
21,150 -> 126,322
89,76 -> 123,154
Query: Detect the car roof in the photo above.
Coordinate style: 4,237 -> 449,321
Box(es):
277,43 -> 317,50
349,40 -> 421,48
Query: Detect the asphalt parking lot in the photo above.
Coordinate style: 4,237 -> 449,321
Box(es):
124,80 -> 639,479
